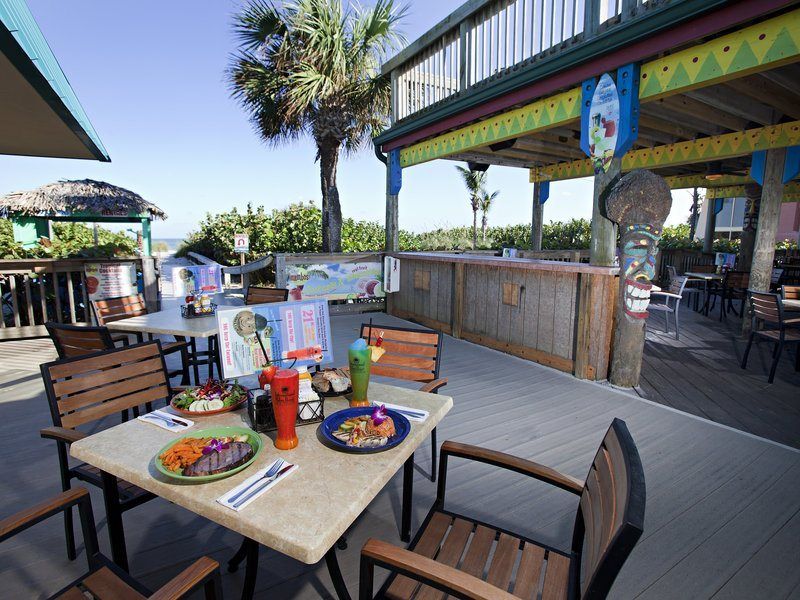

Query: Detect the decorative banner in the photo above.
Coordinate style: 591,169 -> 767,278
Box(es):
84,262 -> 137,301
234,233 -> 249,253
285,262 -> 385,302
171,265 -> 223,297
217,299 -> 333,379
588,73 -> 619,173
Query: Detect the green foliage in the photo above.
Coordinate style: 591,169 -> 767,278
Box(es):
0,219 -> 138,259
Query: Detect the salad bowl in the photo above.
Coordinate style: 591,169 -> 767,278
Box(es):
170,379 -> 252,417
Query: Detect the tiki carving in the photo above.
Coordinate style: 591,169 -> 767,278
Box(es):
605,170 -> 672,321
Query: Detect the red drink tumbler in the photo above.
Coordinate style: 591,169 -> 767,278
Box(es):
271,369 -> 299,450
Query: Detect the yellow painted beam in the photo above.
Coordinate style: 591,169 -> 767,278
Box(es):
531,121 -> 800,182
706,181 -> 800,201
665,174 -> 753,189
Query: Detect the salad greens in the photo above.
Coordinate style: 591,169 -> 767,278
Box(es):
173,379 -> 248,413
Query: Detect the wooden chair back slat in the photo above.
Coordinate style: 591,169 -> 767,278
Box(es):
576,419 -> 645,598
360,324 -> 442,383
245,287 -> 289,305
92,294 -> 148,325
750,292 -> 782,324
783,285 -> 800,301
46,322 -> 114,359
667,276 -> 688,297
41,342 -> 170,430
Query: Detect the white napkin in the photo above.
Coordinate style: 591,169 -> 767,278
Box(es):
137,409 -> 193,431
373,401 -> 429,422
218,459 -> 298,511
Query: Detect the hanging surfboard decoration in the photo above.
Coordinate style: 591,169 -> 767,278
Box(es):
588,73 -> 620,174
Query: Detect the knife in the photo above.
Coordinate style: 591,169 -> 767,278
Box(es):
232,464 -> 294,508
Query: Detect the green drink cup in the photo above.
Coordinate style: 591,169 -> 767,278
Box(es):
348,338 -> 371,407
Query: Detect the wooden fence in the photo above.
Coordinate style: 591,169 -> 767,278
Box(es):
387,252 -> 618,380
0,257 -> 158,340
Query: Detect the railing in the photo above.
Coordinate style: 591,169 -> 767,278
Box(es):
387,0 -> 657,123
0,257 -> 158,340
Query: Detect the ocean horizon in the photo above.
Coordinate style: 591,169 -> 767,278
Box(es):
153,238 -> 185,252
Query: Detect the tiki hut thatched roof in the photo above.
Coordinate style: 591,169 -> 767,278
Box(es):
0,179 -> 166,220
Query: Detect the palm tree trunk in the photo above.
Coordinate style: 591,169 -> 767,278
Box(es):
481,212 -> 488,243
318,140 -> 342,253
472,209 -> 477,250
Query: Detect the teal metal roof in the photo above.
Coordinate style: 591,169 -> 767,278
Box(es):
0,0 -> 109,161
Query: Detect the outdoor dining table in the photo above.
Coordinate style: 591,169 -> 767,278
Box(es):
70,383 -> 453,600
105,303 -> 234,383
684,271 -> 723,316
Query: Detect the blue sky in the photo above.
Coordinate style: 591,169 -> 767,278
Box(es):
4,0 -> 692,239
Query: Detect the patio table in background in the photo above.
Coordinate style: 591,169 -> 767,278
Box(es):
105,303 -> 233,383
70,383 -> 452,600
685,271 -> 723,316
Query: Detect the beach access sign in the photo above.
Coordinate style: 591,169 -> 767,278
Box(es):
588,73 -> 619,174
234,233 -> 249,253
171,265 -> 223,297
285,261 -> 385,302
216,299 -> 333,379
84,262 -> 137,301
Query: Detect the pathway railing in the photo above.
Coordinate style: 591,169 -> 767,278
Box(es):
0,257 -> 158,339
386,0 -> 661,123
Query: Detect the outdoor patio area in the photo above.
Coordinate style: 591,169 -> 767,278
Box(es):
2,310 -> 799,599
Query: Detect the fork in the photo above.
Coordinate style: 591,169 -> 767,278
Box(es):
227,459 -> 285,505
142,412 -> 188,428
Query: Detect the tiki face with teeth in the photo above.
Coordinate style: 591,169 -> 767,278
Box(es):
622,225 -> 660,318
603,170 -> 672,323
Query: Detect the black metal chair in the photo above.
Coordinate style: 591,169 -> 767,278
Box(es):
741,291 -> 800,383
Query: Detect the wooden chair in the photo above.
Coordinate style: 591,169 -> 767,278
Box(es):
648,275 -> 689,340
92,293 -> 190,382
782,285 -> 800,301
46,322 -> 116,358
361,323 -> 446,483
741,291 -> 800,383
40,341 -> 179,568
245,286 -> 289,305
667,265 -> 701,311
710,271 -> 749,321
0,487 -> 223,599
359,418 -> 646,600
771,268 -> 784,291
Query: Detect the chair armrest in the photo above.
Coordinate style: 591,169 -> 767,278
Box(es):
0,488 -> 91,543
419,378 -> 448,394
441,441 -> 583,495
149,556 -> 221,600
40,426 -> 87,445
361,538 -> 517,600
650,292 -> 682,299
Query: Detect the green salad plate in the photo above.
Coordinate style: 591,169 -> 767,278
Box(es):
154,426 -> 263,483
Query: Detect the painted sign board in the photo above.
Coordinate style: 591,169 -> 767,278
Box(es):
715,252 -> 736,270
502,248 -> 518,258
84,262 -> 137,301
171,265 -> 224,297
285,261 -> 385,302
216,299 -> 333,379
588,73 -> 620,173
234,233 -> 249,253
383,256 -> 400,293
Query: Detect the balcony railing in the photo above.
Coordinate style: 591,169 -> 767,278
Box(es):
386,0 -> 658,123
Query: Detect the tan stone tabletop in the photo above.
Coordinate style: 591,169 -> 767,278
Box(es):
105,303 -> 236,338
71,382 -> 452,564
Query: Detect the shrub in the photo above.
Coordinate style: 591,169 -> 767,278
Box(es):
0,219 -> 138,259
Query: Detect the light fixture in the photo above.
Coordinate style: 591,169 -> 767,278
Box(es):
705,162 -> 723,181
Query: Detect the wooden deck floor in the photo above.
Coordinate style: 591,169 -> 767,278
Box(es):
640,301 -> 800,449
1,312 -> 799,599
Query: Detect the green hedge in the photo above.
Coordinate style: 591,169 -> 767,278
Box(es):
0,219 -> 139,259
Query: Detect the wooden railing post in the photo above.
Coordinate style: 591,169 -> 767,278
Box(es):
452,262 -> 465,339
583,0 -> 600,37
459,20 -> 470,91
140,257 -> 159,312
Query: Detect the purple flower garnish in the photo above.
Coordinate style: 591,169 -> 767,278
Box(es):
371,404 -> 387,425
202,438 -> 230,455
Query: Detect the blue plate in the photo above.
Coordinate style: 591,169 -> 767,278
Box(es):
318,407 -> 411,453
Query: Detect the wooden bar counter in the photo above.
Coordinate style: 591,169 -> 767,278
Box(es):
387,253 -> 619,380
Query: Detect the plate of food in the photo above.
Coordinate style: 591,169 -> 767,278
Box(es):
170,379 -> 251,416
318,405 -> 410,453
311,368 -> 352,397
155,426 -> 263,483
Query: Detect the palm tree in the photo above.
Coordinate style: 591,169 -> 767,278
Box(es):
229,0 -> 405,252
479,189 -> 499,243
455,166 -> 487,249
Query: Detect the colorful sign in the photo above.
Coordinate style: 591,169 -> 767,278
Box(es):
588,73 -> 619,174
216,300 -> 333,379
84,262 -> 137,301
234,233 -> 249,253
171,265 -> 224,297
285,262 -> 385,302
715,252 -> 736,270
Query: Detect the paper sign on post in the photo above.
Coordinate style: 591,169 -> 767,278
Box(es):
84,262 -> 137,300
234,233 -> 249,253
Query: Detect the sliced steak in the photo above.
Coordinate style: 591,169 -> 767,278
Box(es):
183,442 -> 254,477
